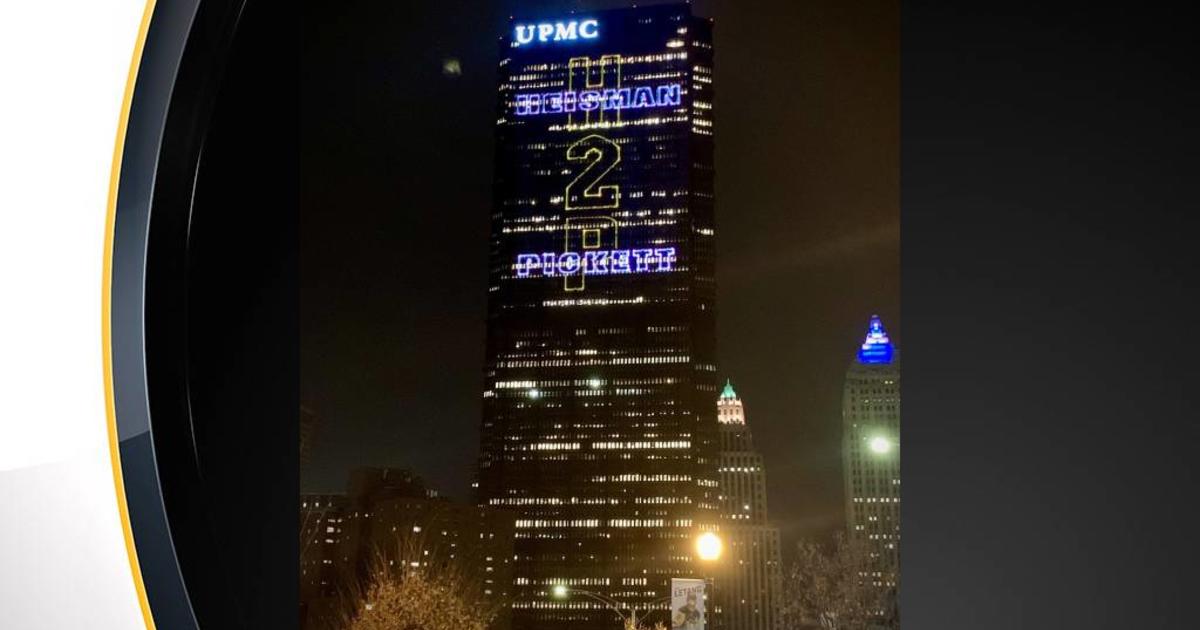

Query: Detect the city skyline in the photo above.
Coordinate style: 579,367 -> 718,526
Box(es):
300,0 -> 899,555
298,318 -> 896,630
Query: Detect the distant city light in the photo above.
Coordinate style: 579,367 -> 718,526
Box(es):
552,584 -> 569,598
696,532 -> 723,561
588,378 -> 603,389
868,436 -> 893,455
528,388 -> 541,399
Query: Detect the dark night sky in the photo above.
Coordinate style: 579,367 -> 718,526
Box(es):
301,0 -> 897,551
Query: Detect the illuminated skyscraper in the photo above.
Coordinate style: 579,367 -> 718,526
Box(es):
715,381 -> 783,630
842,315 -> 901,594
475,5 -> 721,629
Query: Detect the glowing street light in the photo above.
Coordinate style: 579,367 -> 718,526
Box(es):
696,532 -> 723,561
552,585 -> 632,625
868,435 -> 893,455
554,584 -> 673,628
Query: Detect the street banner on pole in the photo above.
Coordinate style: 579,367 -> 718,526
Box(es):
670,578 -> 706,630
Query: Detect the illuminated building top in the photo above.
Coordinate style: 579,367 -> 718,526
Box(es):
718,379 -> 744,425
856,314 -> 895,364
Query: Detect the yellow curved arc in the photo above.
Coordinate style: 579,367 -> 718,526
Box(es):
103,1 -> 160,628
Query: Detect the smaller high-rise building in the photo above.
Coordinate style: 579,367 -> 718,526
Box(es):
715,381 -> 783,630
300,493 -> 347,630
842,315 -> 901,597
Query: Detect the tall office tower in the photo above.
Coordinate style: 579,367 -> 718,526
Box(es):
842,315 -> 901,599
715,381 -> 783,630
475,5 -> 721,629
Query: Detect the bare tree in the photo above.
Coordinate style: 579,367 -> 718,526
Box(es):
340,529 -> 504,630
781,533 -> 895,630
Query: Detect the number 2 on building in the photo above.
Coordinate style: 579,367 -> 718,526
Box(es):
565,134 -> 620,211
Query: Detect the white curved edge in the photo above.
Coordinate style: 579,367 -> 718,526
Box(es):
0,1 -> 153,628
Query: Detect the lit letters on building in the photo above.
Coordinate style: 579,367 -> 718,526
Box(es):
514,247 -> 677,278
513,19 -> 599,47
514,84 -> 682,117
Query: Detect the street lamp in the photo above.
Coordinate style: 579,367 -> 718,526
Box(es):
553,585 -> 673,629
696,531 -> 723,561
868,435 -> 893,455
552,585 -> 630,625
693,532 -> 723,630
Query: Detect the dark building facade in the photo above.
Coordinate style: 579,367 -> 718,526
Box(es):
475,5 -> 721,629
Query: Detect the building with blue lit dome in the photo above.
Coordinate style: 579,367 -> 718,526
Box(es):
842,315 -> 900,603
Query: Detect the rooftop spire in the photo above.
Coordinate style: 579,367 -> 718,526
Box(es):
720,378 -> 737,399
856,314 -> 895,364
